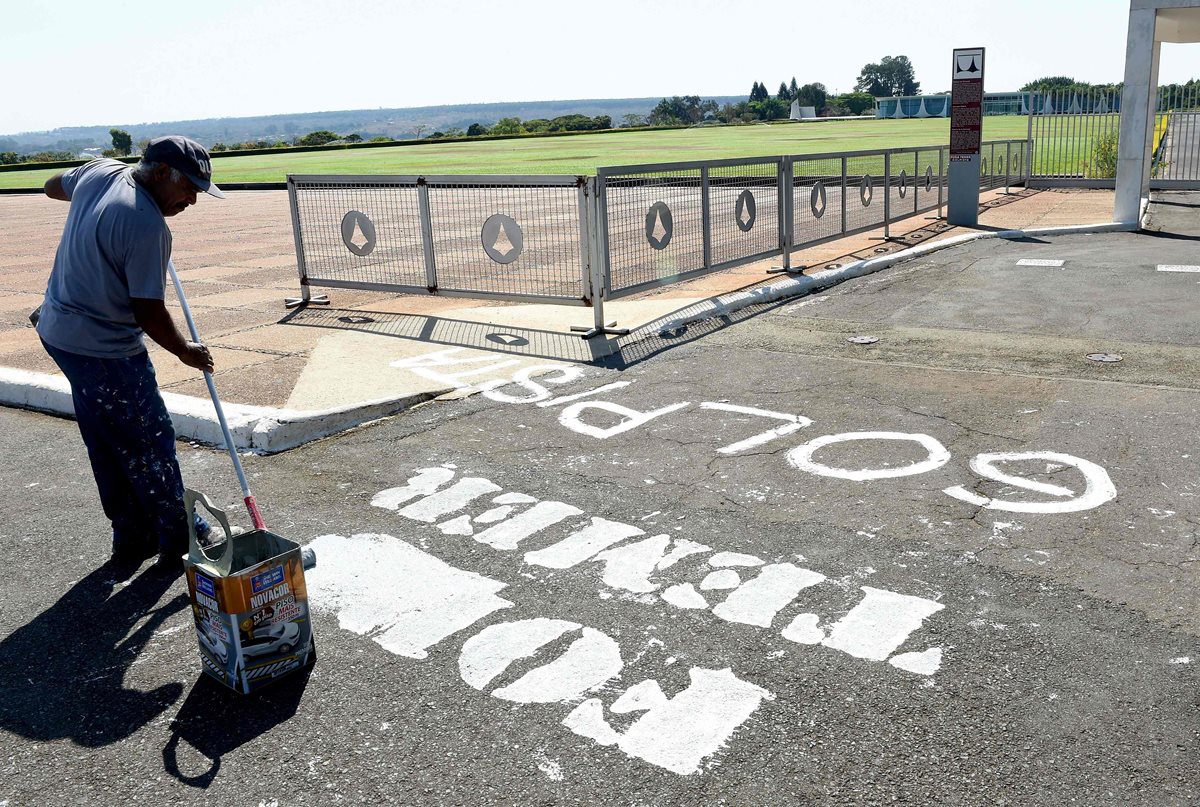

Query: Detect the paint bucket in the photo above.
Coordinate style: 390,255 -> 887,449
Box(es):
182,489 -> 315,694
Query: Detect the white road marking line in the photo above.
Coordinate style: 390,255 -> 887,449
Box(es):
1016,259 -> 1065,267
1157,264 -> 1200,273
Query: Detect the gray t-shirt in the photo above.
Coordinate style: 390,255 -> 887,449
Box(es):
37,158 -> 171,358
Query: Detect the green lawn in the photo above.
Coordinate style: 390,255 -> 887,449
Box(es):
0,117 -> 1033,190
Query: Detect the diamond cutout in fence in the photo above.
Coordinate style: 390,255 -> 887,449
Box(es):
898,170 -> 908,199
340,210 -> 378,257
481,214 -> 525,265
735,189 -> 757,232
860,175 -> 873,207
811,182 -> 827,219
924,165 -> 934,191
646,201 -> 674,250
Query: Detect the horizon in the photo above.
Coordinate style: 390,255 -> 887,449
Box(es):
4,0 -> 1198,136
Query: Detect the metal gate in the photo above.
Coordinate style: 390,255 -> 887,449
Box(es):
1028,85 -> 1200,188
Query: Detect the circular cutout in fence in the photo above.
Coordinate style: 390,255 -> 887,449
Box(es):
981,158 -> 989,176
898,170 -> 908,199
997,155 -> 1005,174
487,332 -> 530,347
860,175 -> 873,207
645,201 -> 673,250
811,182 -> 827,219
924,165 -> 934,191
735,190 -> 757,232
337,315 -> 376,324
481,214 -> 524,265
340,210 -> 377,257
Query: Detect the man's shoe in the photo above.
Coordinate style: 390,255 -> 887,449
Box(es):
112,539 -> 157,567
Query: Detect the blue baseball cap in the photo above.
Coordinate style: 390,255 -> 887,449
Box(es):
143,135 -> 225,198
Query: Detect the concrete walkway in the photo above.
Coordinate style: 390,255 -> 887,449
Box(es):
0,187 -> 1118,450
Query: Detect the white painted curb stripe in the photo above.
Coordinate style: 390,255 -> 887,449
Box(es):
0,367 -> 448,454
1016,259 -> 1065,267
646,220 -> 1134,336
1157,264 -> 1200,273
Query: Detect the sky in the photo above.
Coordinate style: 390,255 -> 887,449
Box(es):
3,0 -> 1198,134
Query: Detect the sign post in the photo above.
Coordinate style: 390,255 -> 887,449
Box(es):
948,47 -> 985,226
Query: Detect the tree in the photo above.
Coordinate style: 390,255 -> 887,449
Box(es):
621,113 -> 647,128
777,82 -> 791,100
491,117 -> 523,135
412,124 -> 429,138
1020,76 -> 1082,92
789,77 -> 799,99
749,81 -> 769,103
748,97 -> 789,121
466,123 -> 489,136
109,128 -> 132,156
295,130 -> 340,146
833,91 -> 876,115
794,82 -> 828,110
649,96 -> 707,125
855,55 -> 920,97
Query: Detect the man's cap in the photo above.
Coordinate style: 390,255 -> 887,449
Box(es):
142,135 -> 225,199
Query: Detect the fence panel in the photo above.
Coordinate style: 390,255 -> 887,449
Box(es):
288,174 -> 591,305
791,155 -> 846,246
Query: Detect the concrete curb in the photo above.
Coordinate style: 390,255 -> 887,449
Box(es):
645,220 -> 1136,335
0,367 -> 446,454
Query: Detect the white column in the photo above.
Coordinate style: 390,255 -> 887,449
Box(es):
1115,7 -> 1160,224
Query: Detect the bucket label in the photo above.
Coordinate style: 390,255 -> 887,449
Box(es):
195,572 -> 215,598
251,565 -> 285,593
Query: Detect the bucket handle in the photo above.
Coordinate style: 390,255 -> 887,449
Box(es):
185,488 -> 236,576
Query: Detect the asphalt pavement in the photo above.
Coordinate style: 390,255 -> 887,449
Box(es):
1,198 -> 1199,805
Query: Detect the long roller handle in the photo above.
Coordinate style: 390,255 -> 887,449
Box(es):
167,260 -> 266,530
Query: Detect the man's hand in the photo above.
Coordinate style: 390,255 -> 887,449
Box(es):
179,342 -> 214,373
131,297 -> 215,373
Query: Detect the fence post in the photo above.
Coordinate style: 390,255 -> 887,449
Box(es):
701,166 -> 712,272
781,157 -> 794,271
883,151 -> 891,239
1005,141 -> 1012,194
283,176 -> 329,309
937,148 -> 945,219
417,178 -> 438,292
840,156 -> 849,235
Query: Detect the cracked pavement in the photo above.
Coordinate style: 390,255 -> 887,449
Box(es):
2,214 -> 1200,804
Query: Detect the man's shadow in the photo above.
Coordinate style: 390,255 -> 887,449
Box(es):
0,559 -> 189,746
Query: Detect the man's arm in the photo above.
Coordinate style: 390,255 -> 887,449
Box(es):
130,297 -> 214,372
44,172 -> 69,201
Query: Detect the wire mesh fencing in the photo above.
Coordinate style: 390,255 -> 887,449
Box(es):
286,140 -> 1029,327
288,174 -> 591,306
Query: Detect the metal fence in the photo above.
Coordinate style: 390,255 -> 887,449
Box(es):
596,140 -> 1027,300
286,139 -> 1028,335
1028,86 -> 1200,186
287,174 -> 591,307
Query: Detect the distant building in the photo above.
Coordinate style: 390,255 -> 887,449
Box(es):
875,92 -> 1122,118
788,100 -> 817,120
77,147 -> 105,160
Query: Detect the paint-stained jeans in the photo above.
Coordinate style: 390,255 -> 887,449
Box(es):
41,340 -> 205,557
